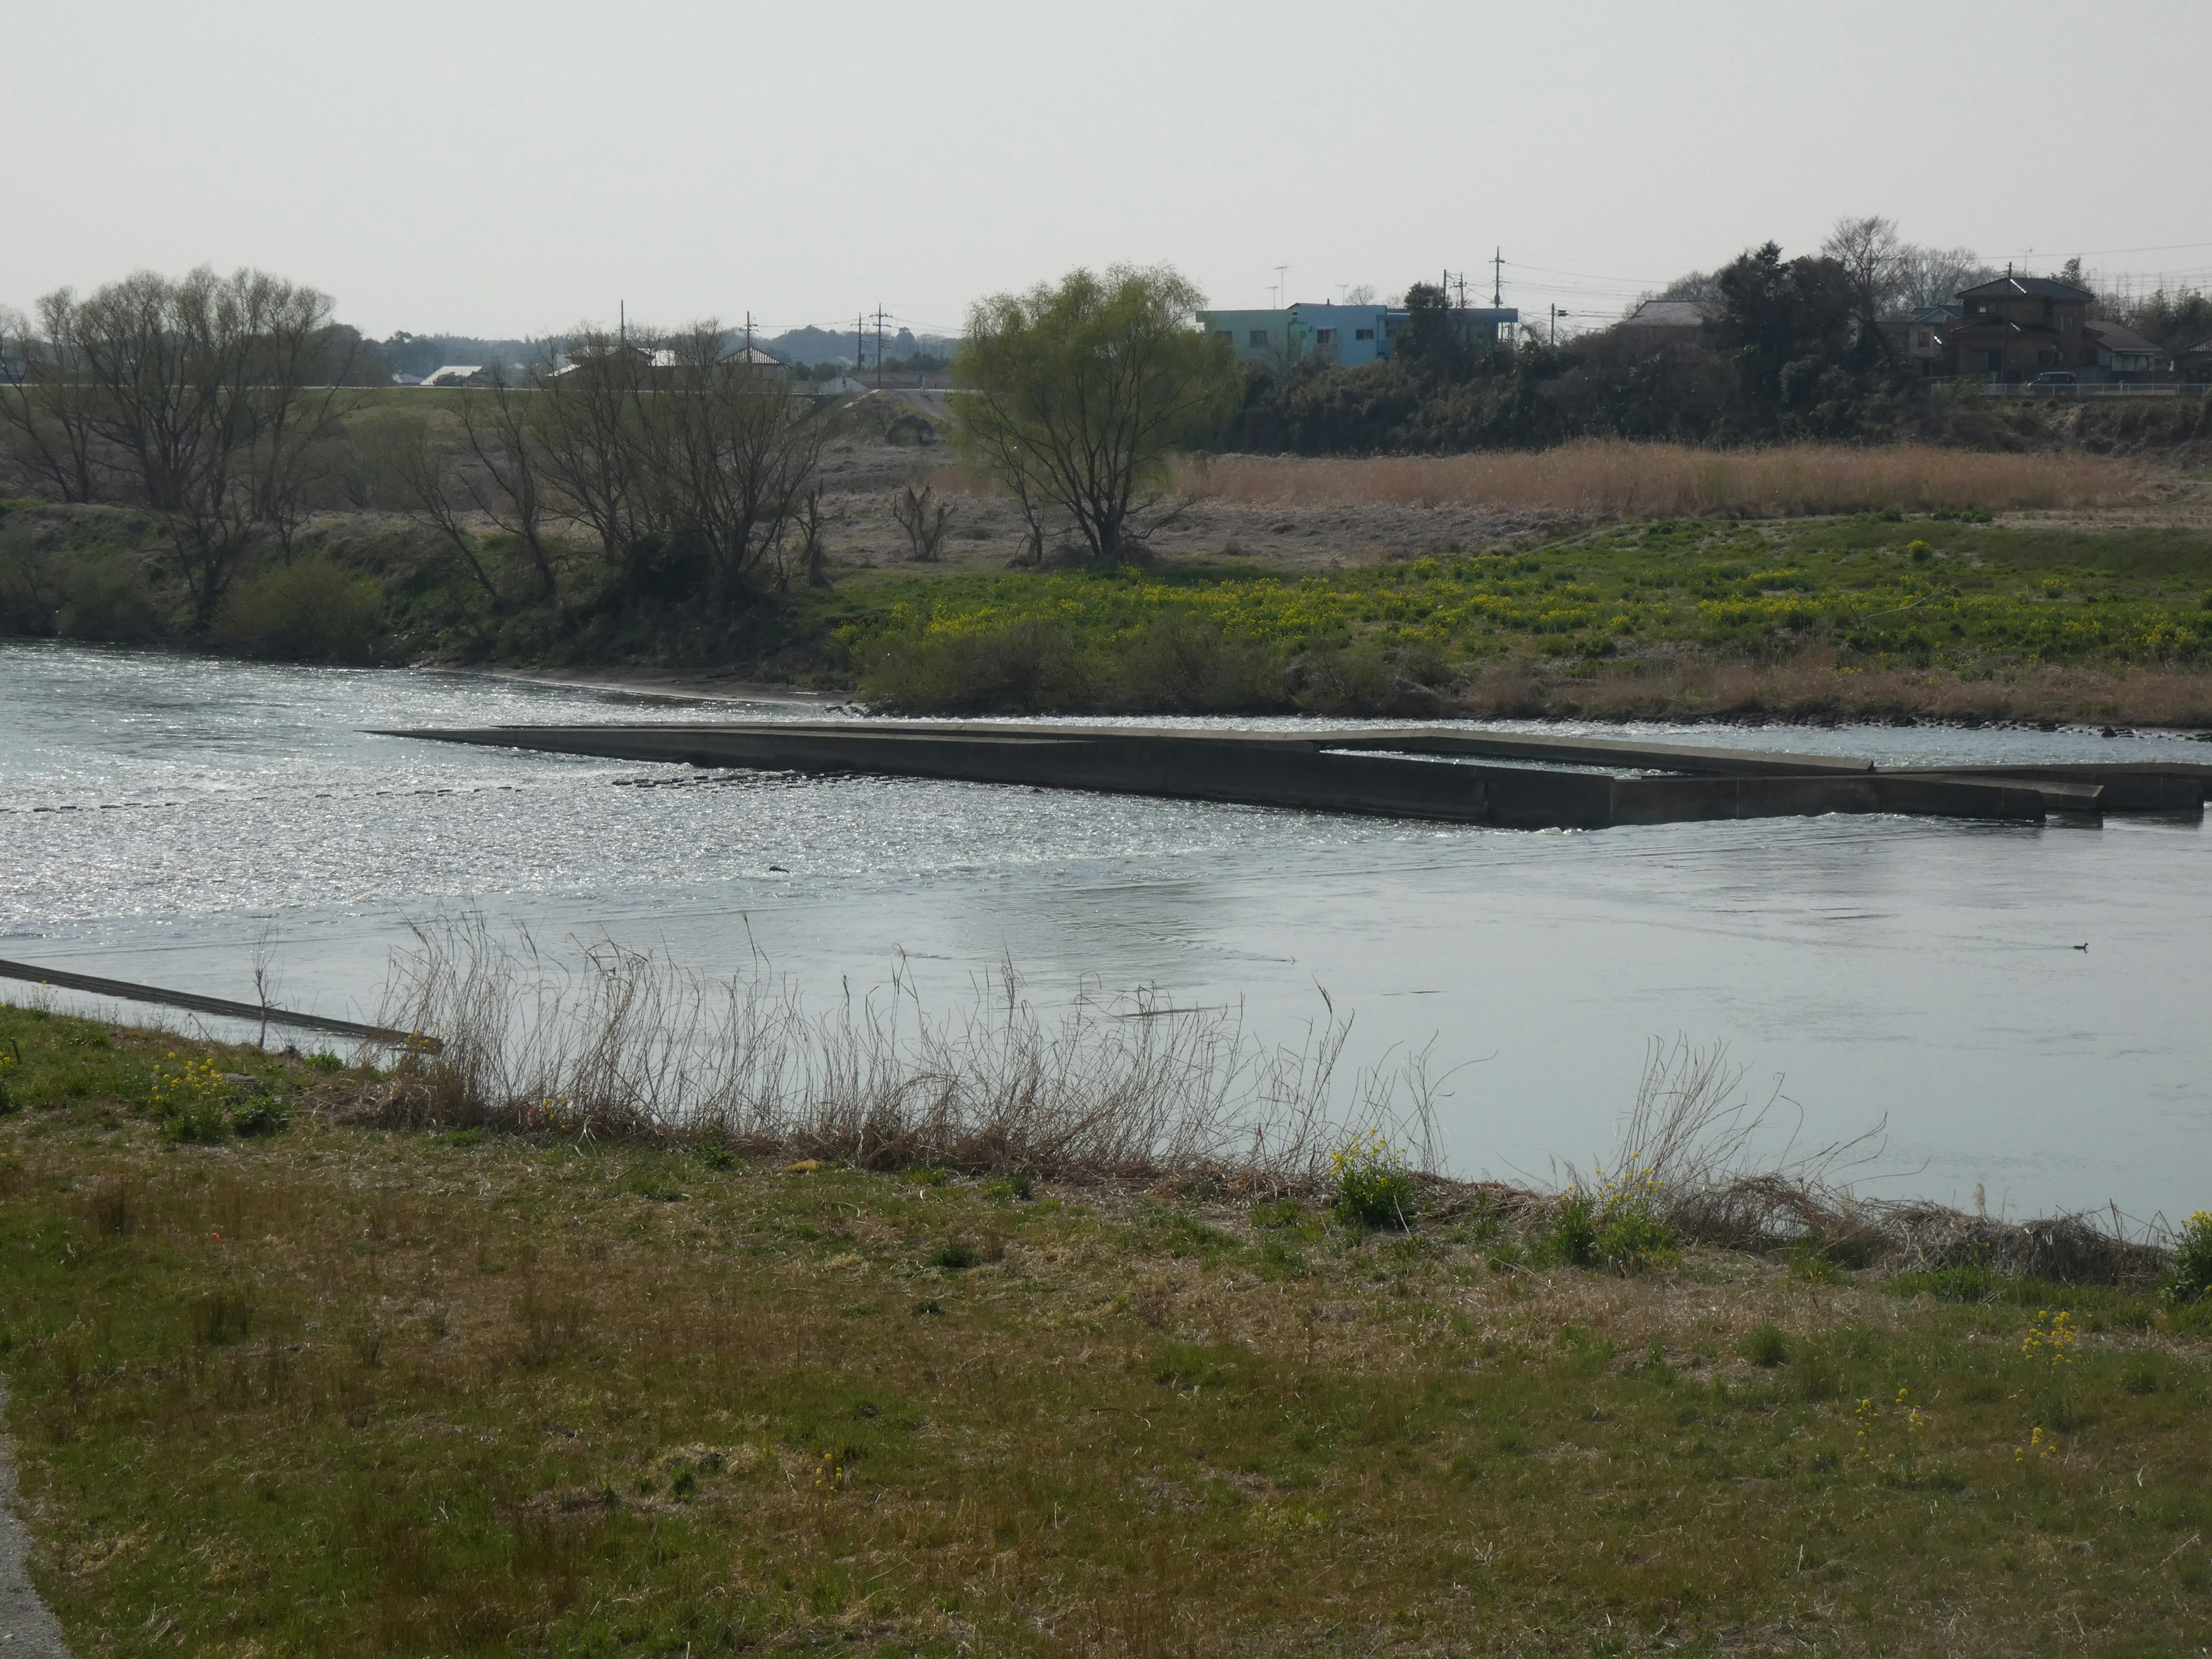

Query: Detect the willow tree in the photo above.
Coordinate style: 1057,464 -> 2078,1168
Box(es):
952,266 -> 1238,566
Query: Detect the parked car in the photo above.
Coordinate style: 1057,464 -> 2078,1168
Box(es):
2030,370 -> 2078,396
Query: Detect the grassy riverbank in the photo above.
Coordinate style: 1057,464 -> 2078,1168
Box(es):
839,512 -> 2212,721
6,456 -> 2212,724
3,1003 -> 2210,1656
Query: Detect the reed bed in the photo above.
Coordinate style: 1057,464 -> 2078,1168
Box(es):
367,921 -> 1441,1186
1593,1037 -> 2170,1283
1180,440 -> 2151,518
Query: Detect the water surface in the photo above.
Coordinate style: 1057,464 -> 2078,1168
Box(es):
5,639 -> 2207,1219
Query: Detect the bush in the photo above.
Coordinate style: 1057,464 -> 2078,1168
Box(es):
1596,1207 -> 1675,1272
211,555 -> 388,662
54,557 -> 168,643
1108,611 -> 1290,713
1547,1163 -> 1675,1274
1742,1324 -> 1790,1367
1548,1190 -> 1599,1266
2165,1211 -> 2212,1304
859,618 -> 1094,713
229,1091 -> 293,1138
1289,638 -> 1456,717
1331,1131 -> 1418,1230
146,1052 -> 232,1143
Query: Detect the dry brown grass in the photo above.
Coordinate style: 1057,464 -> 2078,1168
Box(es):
365,922 -> 1441,1187
1602,1039 -> 2169,1283
1180,441 -> 2153,519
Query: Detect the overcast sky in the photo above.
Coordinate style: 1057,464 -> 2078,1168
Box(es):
10,0 -> 2210,342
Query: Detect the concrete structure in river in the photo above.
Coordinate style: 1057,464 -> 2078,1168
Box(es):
389,722 -> 2212,832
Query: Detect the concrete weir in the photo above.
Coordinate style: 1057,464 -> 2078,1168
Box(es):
388,721 -> 2212,832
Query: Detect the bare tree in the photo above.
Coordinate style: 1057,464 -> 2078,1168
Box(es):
527,321 -> 830,608
892,480 -> 953,562
0,294 -> 104,503
389,416 -> 506,609
643,324 -> 832,602
1821,215 -> 1911,351
794,485 -> 831,588
38,267 -> 354,626
1658,270 -> 1722,309
531,327 -> 653,575
1893,245 -> 1995,311
450,365 -> 559,600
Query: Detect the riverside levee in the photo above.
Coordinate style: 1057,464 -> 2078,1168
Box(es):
387,721 -> 2212,831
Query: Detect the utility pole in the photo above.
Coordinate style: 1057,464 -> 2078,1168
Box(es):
1492,247 -> 1504,307
744,310 -> 753,359
857,312 -> 866,381
873,305 -> 889,389
1549,304 -> 1571,346
1274,265 -> 1289,309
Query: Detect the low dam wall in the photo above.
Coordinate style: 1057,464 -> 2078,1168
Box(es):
388,721 -> 2212,832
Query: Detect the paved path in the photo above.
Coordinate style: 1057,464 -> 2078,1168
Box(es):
0,1378 -> 71,1658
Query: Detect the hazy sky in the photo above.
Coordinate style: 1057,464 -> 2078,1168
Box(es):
10,0 -> 2210,342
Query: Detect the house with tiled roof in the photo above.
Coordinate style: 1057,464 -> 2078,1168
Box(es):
1947,274 -> 2095,382
2081,319 -> 2162,378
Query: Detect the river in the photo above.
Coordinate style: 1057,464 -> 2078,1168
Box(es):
5,638 -> 2208,1219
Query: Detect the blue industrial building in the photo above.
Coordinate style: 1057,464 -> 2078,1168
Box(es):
1199,301 -> 1517,368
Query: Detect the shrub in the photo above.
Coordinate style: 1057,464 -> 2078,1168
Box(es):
55,557 -> 168,643
1742,1324 -> 1790,1367
1331,1131 -> 1418,1230
1597,1207 -> 1675,1272
858,618 -> 1094,713
146,1052 -> 232,1143
927,1240 -> 980,1271
1289,639 -> 1455,718
229,1091 -> 293,1138
211,555 -> 388,663
1548,1191 -> 1599,1267
1549,1161 -> 1675,1274
1108,610 -> 1290,713
2164,1211 -> 2212,1304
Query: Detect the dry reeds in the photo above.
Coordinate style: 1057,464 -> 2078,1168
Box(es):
365,921 -> 1440,1187
1180,441 -> 2150,519
1604,1037 -> 2169,1284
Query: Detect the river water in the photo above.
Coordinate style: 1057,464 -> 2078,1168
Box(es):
5,639 -> 2209,1219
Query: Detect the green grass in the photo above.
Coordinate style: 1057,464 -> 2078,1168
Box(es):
12,490 -> 2212,716
833,516 -> 2212,691
3,1002 -> 2211,1654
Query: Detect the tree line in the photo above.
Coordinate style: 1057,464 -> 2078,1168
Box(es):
1238,217 -> 2211,456
1,267 -> 839,638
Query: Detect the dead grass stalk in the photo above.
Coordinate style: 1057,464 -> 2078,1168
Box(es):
368,921 -> 1440,1186
1608,1036 -> 2168,1282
